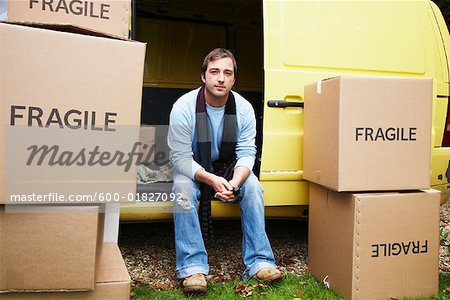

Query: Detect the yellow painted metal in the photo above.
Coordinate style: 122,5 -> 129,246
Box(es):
433,96 -> 448,148
431,147 -> 450,194
281,2 -> 425,74
120,201 -> 308,221
261,180 -> 309,206
432,184 -> 450,205
429,1 -> 449,84
259,170 -> 303,181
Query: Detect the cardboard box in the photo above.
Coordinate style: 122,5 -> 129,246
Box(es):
0,22 -> 146,204
1,243 -> 131,299
308,183 -> 440,300
0,205 -> 101,293
0,0 -> 130,39
304,76 -> 432,191
138,125 -> 156,165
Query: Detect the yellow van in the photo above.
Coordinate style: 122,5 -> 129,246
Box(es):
121,0 -> 450,221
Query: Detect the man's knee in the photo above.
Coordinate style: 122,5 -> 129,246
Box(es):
240,173 -> 264,205
241,173 -> 263,194
172,173 -> 200,211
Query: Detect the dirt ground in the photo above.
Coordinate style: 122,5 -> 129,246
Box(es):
119,197 -> 450,290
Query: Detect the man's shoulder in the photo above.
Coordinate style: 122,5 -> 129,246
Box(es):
232,91 -> 254,114
172,88 -> 200,110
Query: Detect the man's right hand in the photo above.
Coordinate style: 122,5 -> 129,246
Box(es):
194,169 -> 236,202
207,174 -> 233,194
209,175 -> 238,202
194,169 -> 232,192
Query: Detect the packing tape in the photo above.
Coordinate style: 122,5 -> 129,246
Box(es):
316,80 -> 322,94
322,275 -> 330,289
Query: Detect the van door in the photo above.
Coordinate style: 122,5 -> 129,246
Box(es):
260,0 -> 449,205
429,0 -> 450,203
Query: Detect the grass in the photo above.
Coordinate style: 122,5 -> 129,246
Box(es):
130,272 -> 450,300
131,273 -> 339,300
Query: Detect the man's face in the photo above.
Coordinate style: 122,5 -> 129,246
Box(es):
201,57 -> 236,101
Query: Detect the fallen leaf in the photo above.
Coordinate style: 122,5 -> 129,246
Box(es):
244,285 -> 255,293
235,282 -> 266,297
235,282 -> 245,293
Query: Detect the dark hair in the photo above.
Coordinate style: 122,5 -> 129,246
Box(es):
201,48 -> 237,78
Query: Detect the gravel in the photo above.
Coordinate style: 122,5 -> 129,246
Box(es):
119,197 -> 450,291
440,199 -> 450,273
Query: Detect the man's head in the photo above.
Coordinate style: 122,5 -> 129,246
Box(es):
201,48 -> 237,105
201,48 -> 237,78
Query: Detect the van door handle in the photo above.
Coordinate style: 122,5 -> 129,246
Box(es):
267,100 -> 304,108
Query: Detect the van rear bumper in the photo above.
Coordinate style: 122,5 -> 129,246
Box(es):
431,183 -> 450,205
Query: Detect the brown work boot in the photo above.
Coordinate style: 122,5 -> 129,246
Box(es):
255,268 -> 282,283
181,273 -> 207,293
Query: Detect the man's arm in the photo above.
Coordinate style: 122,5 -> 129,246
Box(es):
231,98 -> 257,187
229,166 -> 250,188
168,99 -> 203,180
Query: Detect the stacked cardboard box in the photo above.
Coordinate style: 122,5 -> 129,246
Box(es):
0,1 -> 145,299
0,205 -> 104,292
2,243 -> 130,300
0,0 -> 130,39
304,76 -> 440,300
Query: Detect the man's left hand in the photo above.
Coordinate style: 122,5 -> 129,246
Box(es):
214,189 -> 236,203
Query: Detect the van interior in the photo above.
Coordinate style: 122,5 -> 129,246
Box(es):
134,0 -> 264,173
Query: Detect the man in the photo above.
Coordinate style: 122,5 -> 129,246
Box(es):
168,48 -> 281,293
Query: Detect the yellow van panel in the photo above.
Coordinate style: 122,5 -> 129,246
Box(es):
433,95 -> 448,147
261,180 -> 309,206
120,201 -> 309,221
281,1 -> 425,74
262,0 -> 449,204
431,147 -> 450,192
429,0 -> 449,83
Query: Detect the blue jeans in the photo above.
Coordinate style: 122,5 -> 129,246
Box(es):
172,171 -> 276,279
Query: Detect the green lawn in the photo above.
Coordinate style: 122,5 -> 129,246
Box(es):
131,272 -> 450,300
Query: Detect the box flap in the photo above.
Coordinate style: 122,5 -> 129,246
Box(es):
96,243 -> 130,284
